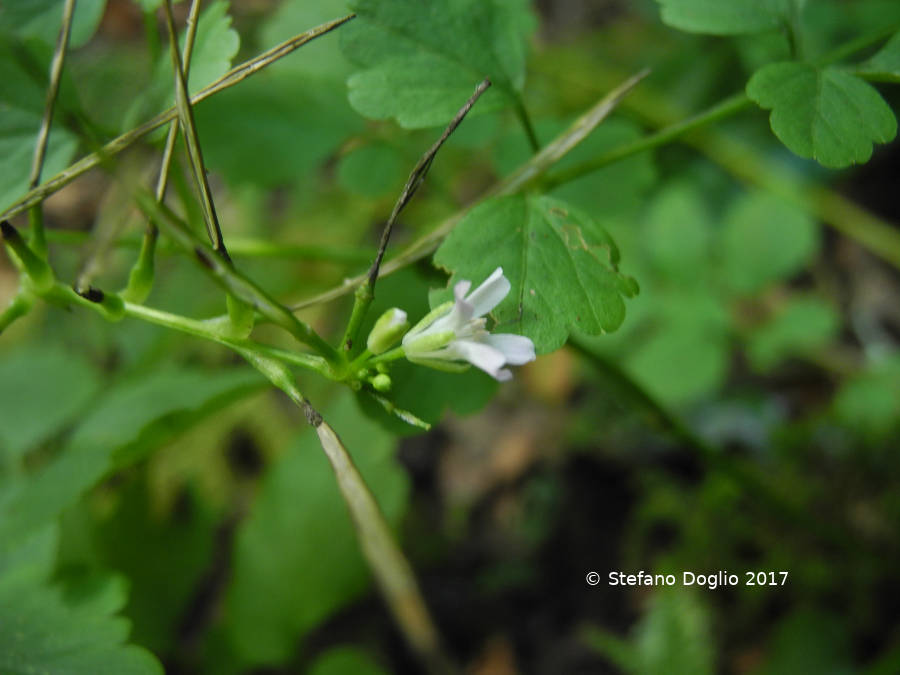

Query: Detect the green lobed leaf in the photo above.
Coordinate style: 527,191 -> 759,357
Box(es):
747,62 -> 897,168
340,0 -> 536,128
0,344 -> 101,465
0,367 -> 263,548
0,570 -> 162,675
720,191 -> 818,294
122,0 -> 240,133
654,0 -> 787,35
223,392 -> 410,666
0,0 -> 107,48
746,296 -> 840,372
433,194 -> 639,354
857,31 -> 900,83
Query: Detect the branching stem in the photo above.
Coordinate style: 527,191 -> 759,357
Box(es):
340,78 -> 492,354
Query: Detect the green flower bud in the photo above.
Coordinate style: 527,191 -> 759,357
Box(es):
371,373 -> 392,392
366,308 -> 409,355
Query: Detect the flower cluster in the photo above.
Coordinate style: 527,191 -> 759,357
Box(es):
398,267 -> 535,381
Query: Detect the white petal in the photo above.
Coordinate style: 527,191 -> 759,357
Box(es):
465,267 -> 510,318
496,368 -> 513,382
453,279 -> 472,301
447,339 -> 507,379
486,333 -> 536,365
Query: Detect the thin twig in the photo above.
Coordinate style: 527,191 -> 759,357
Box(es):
27,0 -> 76,256
29,0 -> 76,190
236,351 -> 454,673
293,69 -> 650,312
131,189 -> 340,363
124,0 -> 203,301
0,14 -> 356,223
162,0 -> 228,259
340,78 -> 492,352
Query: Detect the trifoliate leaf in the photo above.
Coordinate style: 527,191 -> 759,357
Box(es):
223,392 -> 409,665
654,0 -> 787,35
720,192 -> 818,294
747,62 -> 897,168
341,0 -> 536,127
747,297 -> 840,372
857,31 -> 900,83
0,344 -> 100,463
433,194 -> 638,354
0,368 -> 262,548
0,0 -> 107,48
0,573 -> 162,675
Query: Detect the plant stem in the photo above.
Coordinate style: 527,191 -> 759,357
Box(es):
0,14 -> 356,223
515,96 -> 540,152
27,0 -> 76,257
340,79 -> 492,355
291,69 -> 650,311
543,92 -> 751,190
132,191 -> 340,363
125,0 -> 203,303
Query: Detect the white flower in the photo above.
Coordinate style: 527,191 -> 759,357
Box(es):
401,267 -> 535,381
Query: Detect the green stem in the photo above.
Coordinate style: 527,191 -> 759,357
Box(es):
0,293 -> 33,335
515,97 -> 540,152
1,221 -> 54,292
132,190 -> 340,363
27,0 -> 76,257
367,346 -> 407,366
125,0 -> 203,304
544,93 -> 751,190
0,14 -> 356,223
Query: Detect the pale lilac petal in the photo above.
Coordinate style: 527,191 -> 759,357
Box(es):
447,339 -> 506,379
486,333 -> 535,365
496,368 -> 513,382
465,267 -> 510,318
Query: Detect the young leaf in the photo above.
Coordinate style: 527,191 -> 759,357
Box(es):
0,0 -> 107,48
0,344 -> 100,464
857,31 -> 900,83
0,573 -> 162,675
340,0 -> 535,127
654,0 -> 787,35
433,194 -> 638,354
720,191 -> 818,294
0,368 -> 262,548
747,62 -> 897,168
746,296 -> 839,372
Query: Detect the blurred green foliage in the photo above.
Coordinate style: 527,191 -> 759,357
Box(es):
1,0 -> 900,673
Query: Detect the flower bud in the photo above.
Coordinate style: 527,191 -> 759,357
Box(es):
366,308 -> 409,354
371,373 -> 392,392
